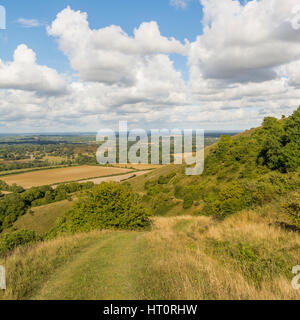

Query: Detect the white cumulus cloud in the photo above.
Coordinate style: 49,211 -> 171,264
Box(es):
47,6 -> 187,85
0,44 -> 67,95
189,0 -> 300,86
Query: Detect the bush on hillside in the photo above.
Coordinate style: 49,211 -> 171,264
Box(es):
150,192 -> 175,215
0,194 -> 27,231
59,182 -> 152,233
0,230 -> 40,255
158,172 -> 176,185
147,185 -> 170,196
9,183 -> 25,194
174,185 -> 183,199
201,171 -> 299,217
183,194 -> 194,209
0,180 -> 24,193
283,193 -> 300,227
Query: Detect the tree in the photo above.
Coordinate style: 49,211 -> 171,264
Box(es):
283,193 -> 300,227
258,108 -> 300,172
64,182 -> 152,232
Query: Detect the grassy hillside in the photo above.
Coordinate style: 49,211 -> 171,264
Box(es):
1,197 -> 300,300
129,107 -> 300,219
0,107 -> 299,300
11,199 -> 74,234
128,164 -> 184,192
139,202 -> 300,300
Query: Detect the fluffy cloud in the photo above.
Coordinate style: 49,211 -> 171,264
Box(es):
189,0 -> 300,85
285,60 -> 300,88
183,0 -> 300,129
47,7 -> 187,85
1,2 -> 300,132
0,44 -> 67,95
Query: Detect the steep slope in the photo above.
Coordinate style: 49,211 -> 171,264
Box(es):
11,199 -> 73,234
129,107 -> 300,218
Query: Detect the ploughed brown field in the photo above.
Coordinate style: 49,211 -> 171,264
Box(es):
2,165 -> 133,188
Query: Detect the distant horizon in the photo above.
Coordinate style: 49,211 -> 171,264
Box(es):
0,130 -> 242,136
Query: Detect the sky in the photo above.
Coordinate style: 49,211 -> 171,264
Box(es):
0,0 -> 299,133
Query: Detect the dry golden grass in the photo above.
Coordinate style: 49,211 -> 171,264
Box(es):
139,210 -> 300,300
1,202 -> 299,300
2,165 -> 132,188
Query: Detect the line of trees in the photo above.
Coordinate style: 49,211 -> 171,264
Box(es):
0,181 -> 95,233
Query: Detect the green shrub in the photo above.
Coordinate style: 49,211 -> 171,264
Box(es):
158,172 -> 176,185
174,185 -> 184,199
59,182 -> 152,233
0,180 -> 24,193
0,230 -> 40,255
144,180 -> 157,190
8,183 -> 25,194
183,194 -> 194,209
147,185 -> 161,196
0,180 -> 9,191
0,194 -> 27,231
151,193 -> 175,215
283,193 -> 300,227
206,239 -> 290,288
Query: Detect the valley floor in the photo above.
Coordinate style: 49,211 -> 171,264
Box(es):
1,205 -> 300,300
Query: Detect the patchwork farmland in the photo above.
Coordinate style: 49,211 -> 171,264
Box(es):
1,165 -> 133,188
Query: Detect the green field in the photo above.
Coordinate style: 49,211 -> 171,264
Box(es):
12,200 -> 74,234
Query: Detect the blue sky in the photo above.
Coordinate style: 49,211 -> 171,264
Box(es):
0,0 -> 204,76
0,0 -> 299,133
